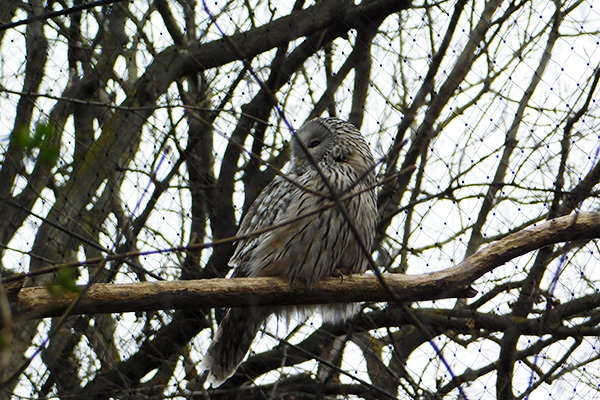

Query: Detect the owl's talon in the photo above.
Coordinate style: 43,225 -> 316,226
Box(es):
332,268 -> 351,282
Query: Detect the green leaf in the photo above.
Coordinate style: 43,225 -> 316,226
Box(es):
46,268 -> 81,298
56,268 -> 81,294
9,120 -> 59,166
10,125 -> 30,149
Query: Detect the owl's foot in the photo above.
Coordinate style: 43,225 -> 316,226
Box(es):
332,268 -> 351,282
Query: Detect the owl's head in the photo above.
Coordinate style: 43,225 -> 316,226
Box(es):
292,118 -> 338,164
292,117 -> 369,168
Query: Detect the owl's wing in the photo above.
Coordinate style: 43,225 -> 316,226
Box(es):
229,174 -> 296,275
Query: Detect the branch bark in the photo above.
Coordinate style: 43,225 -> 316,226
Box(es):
9,212 -> 600,320
14,274 -> 475,320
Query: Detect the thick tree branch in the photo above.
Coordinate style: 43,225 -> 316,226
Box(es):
14,274 -> 475,320
9,212 -> 600,320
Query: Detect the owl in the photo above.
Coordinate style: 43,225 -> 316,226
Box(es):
199,117 -> 377,387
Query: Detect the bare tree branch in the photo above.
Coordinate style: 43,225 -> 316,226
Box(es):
9,211 -> 600,320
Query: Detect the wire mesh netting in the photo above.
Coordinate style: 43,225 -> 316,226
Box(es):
1,0 -> 600,399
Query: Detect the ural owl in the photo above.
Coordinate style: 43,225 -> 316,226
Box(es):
200,117 -> 377,386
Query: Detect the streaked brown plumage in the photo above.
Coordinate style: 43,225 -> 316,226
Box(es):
199,117 -> 377,387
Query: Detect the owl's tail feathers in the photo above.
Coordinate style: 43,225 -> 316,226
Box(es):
199,307 -> 269,387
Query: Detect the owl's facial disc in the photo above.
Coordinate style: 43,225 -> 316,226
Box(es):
292,120 -> 336,163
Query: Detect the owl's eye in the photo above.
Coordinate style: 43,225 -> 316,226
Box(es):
308,139 -> 321,148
